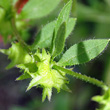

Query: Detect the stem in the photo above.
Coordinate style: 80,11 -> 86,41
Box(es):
53,65 -> 108,90
11,18 -> 31,52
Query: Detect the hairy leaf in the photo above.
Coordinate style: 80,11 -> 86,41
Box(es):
51,0 -> 72,56
58,39 -> 109,66
65,18 -> 77,39
55,0 -> 72,34
31,20 -> 56,49
31,18 -> 76,49
20,0 -> 60,19
52,22 -> 66,58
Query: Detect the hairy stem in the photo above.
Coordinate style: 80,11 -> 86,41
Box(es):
53,65 -> 108,90
11,18 -> 31,52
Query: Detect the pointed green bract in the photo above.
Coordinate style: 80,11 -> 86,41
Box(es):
20,0 -> 61,19
26,76 -> 42,91
0,43 -> 32,69
16,73 -> 31,81
58,39 -> 109,66
17,63 -> 38,78
14,49 -> 69,101
42,88 -> 52,102
51,0 -> 72,56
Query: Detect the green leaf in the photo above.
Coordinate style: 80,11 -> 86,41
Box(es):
31,20 -> 56,49
65,18 -> 77,39
31,18 -> 76,49
58,39 -> 109,66
0,43 -> 32,69
55,0 -> 72,34
20,0 -> 61,19
51,0 -> 72,56
52,22 -> 66,58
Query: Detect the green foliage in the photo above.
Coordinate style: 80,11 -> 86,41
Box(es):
20,0 -> 61,19
0,0 -> 110,107
52,22 -> 66,58
31,18 -> 76,49
51,0 -> 72,56
58,39 -> 109,66
31,20 -> 56,49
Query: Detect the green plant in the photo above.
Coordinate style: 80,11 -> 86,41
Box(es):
0,0 -> 110,109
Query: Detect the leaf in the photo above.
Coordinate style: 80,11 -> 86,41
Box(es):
65,18 -> 77,39
58,39 -> 109,66
31,18 -> 76,49
52,22 -> 66,58
31,20 -> 56,49
55,0 -> 72,34
20,0 -> 61,19
0,43 -> 32,69
51,0 -> 72,56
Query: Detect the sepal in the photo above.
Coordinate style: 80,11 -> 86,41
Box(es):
42,87 -> 52,102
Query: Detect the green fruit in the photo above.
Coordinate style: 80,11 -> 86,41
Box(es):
17,49 -> 71,101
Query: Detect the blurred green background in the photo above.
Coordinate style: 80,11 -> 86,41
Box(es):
0,0 -> 110,110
